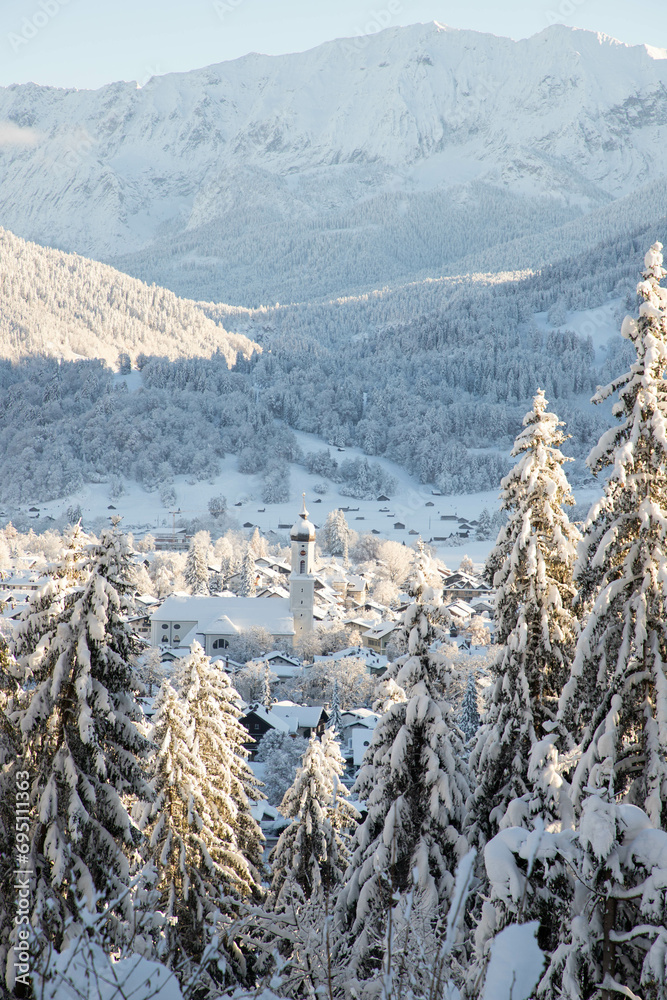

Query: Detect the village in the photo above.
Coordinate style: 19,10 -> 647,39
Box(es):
0,495 -> 496,844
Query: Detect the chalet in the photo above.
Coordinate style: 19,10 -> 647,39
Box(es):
240,705 -> 291,753
270,703 -> 329,739
346,575 -> 367,602
313,645 -> 388,674
393,521 -> 405,530
447,600 -> 476,624
440,571 -> 493,602
362,621 -> 399,655
338,710 -> 381,765
247,650 -> 303,680
377,494 -> 391,502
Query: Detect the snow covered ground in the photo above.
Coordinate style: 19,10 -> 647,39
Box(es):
28,372 -> 602,567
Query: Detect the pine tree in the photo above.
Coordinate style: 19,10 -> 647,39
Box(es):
269,730 -> 357,908
140,643 -> 264,984
327,678 -> 344,735
458,672 -> 480,742
16,529 -> 151,951
537,705 -> 667,1000
559,243 -> 667,830
322,509 -> 350,561
263,662 -> 274,710
476,508 -> 492,540
184,537 -> 209,595
139,680 -> 221,978
336,579 -> 470,981
240,546 -> 256,597
468,390 -> 580,847
249,526 -> 267,558
177,642 -> 265,894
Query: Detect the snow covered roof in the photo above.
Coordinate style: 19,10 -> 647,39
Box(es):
271,704 -> 328,730
152,595 -> 295,636
363,621 -> 399,640
341,709 -> 380,728
243,705 -> 292,733
448,600 -> 476,616
313,646 -> 387,668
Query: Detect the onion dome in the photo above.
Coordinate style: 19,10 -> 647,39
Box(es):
291,494 -> 316,541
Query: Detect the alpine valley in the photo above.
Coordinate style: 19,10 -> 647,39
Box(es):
1,22 -> 666,513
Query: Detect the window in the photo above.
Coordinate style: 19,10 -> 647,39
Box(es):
161,624 -> 168,630
161,636 -> 168,643
212,638 -> 229,650
173,623 -> 180,630
300,560 -> 305,573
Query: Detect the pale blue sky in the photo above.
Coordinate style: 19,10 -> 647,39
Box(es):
2,0 -> 666,90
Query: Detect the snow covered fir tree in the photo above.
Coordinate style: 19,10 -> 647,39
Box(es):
560,242 -> 667,831
467,388 -> 580,847
11,529 -> 151,971
336,558 -> 470,986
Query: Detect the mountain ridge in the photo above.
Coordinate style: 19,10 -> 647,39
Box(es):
1,21 -> 667,303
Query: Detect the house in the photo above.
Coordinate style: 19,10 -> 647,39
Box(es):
270,703 -> 329,739
471,598 -> 495,616
350,729 -> 374,767
239,705 -> 292,752
346,575 -> 367,602
313,645 -> 388,675
393,522 -> 405,530
247,650 -> 303,680
447,600 -> 476,625
440,571 -> 493,602
377,494 -> 391,502
152,530 -> 193,552
150,595 -> 295,654
256,557 -> 290,576
338,710 -> 381,766
362,621 -> 400,655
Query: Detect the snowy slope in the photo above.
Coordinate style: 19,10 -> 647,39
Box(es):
0,228 -> 258,364
28,410 -> 507,566
1,23 -> 667,302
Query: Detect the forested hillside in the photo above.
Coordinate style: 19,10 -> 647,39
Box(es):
0,228 -> 257,365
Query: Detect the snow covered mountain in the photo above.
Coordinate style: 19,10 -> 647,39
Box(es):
1,22 -> 667,303
0,228 -> 258,365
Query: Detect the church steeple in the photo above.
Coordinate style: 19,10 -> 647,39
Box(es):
290,494 -> 315,639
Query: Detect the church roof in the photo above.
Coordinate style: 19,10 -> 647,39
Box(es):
151,596 -> 295,636
291,494 -> 316,542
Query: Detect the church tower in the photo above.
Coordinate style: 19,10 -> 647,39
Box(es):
290,494 -> 316,639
